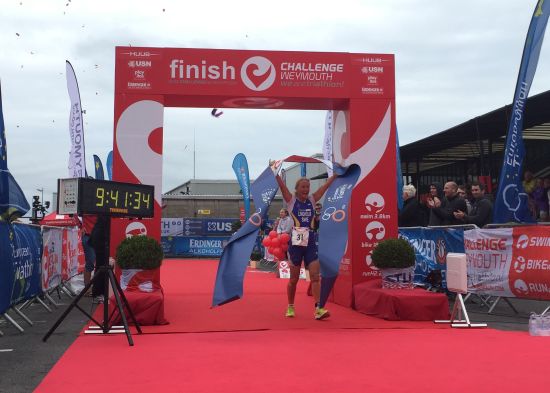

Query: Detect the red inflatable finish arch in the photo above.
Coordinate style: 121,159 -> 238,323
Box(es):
112,47 -> 397,306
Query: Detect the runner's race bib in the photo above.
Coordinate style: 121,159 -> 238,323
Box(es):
291,227 -> 309,246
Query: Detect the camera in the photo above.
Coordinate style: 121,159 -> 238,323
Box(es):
30,195 -> 50,223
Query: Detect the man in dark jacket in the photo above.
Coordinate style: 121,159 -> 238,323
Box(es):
454,182 -> 493,227
428,181 -> 467,225
398,185 -> 425,227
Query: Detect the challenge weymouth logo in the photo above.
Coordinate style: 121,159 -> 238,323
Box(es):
241,56 -> 276,91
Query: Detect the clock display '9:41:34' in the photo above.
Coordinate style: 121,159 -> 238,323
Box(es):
79,179 -> 154,217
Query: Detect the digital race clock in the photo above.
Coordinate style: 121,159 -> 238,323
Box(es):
57,178 -> 154,218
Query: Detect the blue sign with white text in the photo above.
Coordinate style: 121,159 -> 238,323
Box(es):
399,227 -> 465,289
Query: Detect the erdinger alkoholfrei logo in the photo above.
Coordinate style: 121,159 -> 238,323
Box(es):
365,221 -> 385,241
125,222 -> 147,238
241,56 -> 276,91
516,234 -> 529,249
514,279 -> 529,295
364,193 -> 385,213
513,256 -> 526,273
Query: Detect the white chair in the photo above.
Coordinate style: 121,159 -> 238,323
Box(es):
434,253 -> 487,328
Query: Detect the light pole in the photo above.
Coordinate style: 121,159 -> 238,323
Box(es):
36,188 -> 44,203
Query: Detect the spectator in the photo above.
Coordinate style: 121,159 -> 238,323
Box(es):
523,170 -> 537,219
545,177 -> 550,221
276,208 -> 293,235
457,185 -> 472,215
81,215 -> 97,293
398,185 -> 424,227
532,178 -> 549,221
426,182 -> 444,225
454,182 -> 493,227
313,202 -> 322,232
88,215 -> 110,303
428,181 -> 467,225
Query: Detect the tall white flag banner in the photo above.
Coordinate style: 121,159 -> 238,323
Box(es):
66,61 -> 86,178
323,110 -> 333,177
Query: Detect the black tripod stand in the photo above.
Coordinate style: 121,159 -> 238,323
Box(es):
43,218 -> 142,346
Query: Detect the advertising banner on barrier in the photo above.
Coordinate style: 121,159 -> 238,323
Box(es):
399,227 -> 465,288
63,228 -> 84,280
464,226 -> 550,300
161,218 -> 184,236
162,218 -> 236,237
10,224 -> 42,306
0,222 -> 12,313
508,226 -> 550,300
42,227 -> 64,291
161,236 -> 230,257
203,219 -> 234,236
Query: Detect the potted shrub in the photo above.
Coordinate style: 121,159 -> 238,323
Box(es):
371,238 -> 416,289
116,235 -> 164,292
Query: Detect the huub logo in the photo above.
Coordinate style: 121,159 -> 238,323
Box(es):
241,56 -> 276,91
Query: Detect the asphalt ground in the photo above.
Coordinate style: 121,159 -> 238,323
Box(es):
0,291 -> 98,393
0,278 -> 549,393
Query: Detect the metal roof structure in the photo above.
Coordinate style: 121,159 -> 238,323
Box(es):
400,90 -> 550,179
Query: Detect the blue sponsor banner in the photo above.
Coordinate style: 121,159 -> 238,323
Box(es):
213,166 -> 277,306
161,236 -> 230,257
0,222 -> 11,313
93,154 -> 104,180
204,219 -> 234,235
398,227 -> 465,288
0,222 -> 42,313
0,84 -> 30,222
318,164 -> 360,307
10,224 -> 42,305
494,0 -> 550,223
162,218 -> 237,237
232,153 -> 251,220
396,128 -> 404,210
181,218 -> 204,236
106,150 -> 113,180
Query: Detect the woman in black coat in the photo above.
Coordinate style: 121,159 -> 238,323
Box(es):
398,185 -> 425,227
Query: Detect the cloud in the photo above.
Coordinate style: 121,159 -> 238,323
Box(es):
1,0 -> 549,213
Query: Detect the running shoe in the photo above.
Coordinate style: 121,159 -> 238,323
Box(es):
314,307 -> 330,320
285,305 -> 295,318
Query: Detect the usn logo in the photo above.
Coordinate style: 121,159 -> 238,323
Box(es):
241,56 -> 276,91
516,234 -> 529,249
364,193 -> 385,213
365,221 -> 385,241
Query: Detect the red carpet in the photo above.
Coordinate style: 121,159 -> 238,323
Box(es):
37,328 -> 550,392
126,259 -> 447,333
36,259 -> 550,392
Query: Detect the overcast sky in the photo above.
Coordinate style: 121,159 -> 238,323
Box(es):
2,0 -> 550,210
